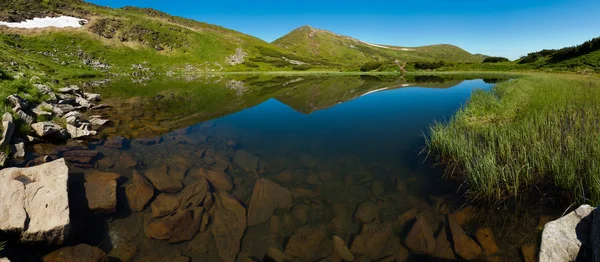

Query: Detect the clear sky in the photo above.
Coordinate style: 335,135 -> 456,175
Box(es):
86,0 -> 600,60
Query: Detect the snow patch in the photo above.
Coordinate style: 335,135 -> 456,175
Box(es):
357,40 -> 415,51
0,16 -> 87,29
360,87 -> 389,97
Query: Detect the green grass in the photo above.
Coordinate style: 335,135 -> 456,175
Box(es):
426,73 -> 600,203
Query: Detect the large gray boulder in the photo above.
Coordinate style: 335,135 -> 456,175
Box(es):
540,204 -> 594,262
0,113 -> 15,150
0,159 -> 70,244
31,122 -> 68,140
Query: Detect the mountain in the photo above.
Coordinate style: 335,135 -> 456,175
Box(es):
272,25 -> 485,65
0,1 -> 488,81
517,36 -> 600,71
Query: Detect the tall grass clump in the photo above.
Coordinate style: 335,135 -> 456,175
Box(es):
426,74 -> 600,203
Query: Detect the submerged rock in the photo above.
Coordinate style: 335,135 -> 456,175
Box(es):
475,227 -> 499,256
190,168 -> 233,192
432,227 -> 455,260
354,202 -> 379,223
247,178 -> 292,226
333,235 -> 355,261
284,225 -> 327,261
233,149 -> 259,171
404,213 -> 435,255
350,222 -> 394,259
84,171 -> 120,214
211,192 -> 247,262
126,171 -> 155,212
42,244 -> 108,262
0,159 -> 70,244
540,204 -> 594,262
144,208 -> 202,243
448,216 -> 482,260
151,178 -> 209,217
144,165 -> 183,193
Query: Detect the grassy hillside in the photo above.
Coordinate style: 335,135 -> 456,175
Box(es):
517,36 -> 600,72
272,25 -> 485,67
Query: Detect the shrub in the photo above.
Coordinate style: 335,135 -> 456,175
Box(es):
291,65 -> 311,71
243,62 -> 259,68
483,57 -> 509,63
413,61 -> 445,70
360,61 -> 383,72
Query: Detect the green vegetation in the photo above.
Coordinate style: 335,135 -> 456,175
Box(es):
426,74 -> 600,202
483,57 -> 510,63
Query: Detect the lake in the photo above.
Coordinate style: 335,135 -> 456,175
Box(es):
6,75 -> 560,261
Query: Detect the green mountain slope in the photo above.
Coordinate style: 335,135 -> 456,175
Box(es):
272,25 -> 484,65
517,36 -> 600,72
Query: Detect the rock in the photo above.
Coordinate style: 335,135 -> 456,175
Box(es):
432,227 -> 455,260
233,149 -> 259,171
104,136 -> 125,149
32,102 -> 55,120
449,205 -> 476,226
448,216 -> 482,260
144,209 -> 193,242
266,248 -> 290,262
108,243 -> 138,262
84,171 -> 120,214
306,173 -> 320,185
275,170 -> 293,183
350,222 -> 394,259
43,244 -> 108,262
118,152 -> 138,168
292,204 -> 310,225
372,179 -> 385,197
475,227 -> 499,256
0,258 -> 9,262
7,94 -> 28,111
540,204 -> 594,262
396,245 -> 410,262
10,142 -> 25,158
211,192 -> 247,262
404,213 -> 435,255
355,202 -> 379,223
144,165 -> 183,193
76,97 -> 92,108
89,115 -> 109,127
169,207 -> 204,243
190,168 -> 233,192
187,230 -> 215,255
63,111 -> 82,126
84,92 -> 101,102
0,159 -> 69,244
151,178 -> 209,217
33,84 -> 52,95
247,178 -> 293,226
333,235 -> 354,261
58,86 -> 80,94
284,225 -> 327,261
16,110 -> 34,124
291,188 -> 320,199
126,171 -> 155,212
31,122 -> 68,140
67,124 -> 97,139
0,113 -> 15,150
521,244 -> 537,262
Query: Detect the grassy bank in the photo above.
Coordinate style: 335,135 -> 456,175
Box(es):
426,73 -> 600,203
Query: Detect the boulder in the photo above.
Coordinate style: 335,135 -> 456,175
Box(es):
104,136 -> 125,149
432,227 -> 455,260
448,216 -> 482,260
16,110 -> 34,124
211,192 -> 247,262
144,165 -> 183,193
233,149 -> 259,171
89,115 -> 109,127
475,227 -> 499,256
10,142 -> 25,158
190,168 -> 233,192
108,243 -> 138,262
67,124 -> 97,139
144,208 -> 202,243
350,222 -> 394,259
284,225 -> 327,261
540,204 -> 594,262
0,159 -> 70,244
0,113 -> 15,150
125,171 -> 155,212
75,97 -> 92,108
354,202 -> 379,223
43,244 -> 108,262
58,86 -> 80,94
266,248 -> 290,262
84,92 -> 101,102
7,94 -> 28,112
404,213 -> 435,255
521,244 -> 537,262
63,111 -> 82,126
84,172 -> 120,214
333,235 -> 355,261
32,102 -> 55,120
247,178 -> 293,226
151,178 -> 209,217
31,122 -> 68,140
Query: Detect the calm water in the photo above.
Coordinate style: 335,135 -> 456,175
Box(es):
4,76 -> 560,261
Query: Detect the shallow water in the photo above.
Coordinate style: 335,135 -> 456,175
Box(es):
3,75 -> 564,261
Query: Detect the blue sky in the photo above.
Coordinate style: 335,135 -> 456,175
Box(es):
87,0 -> 600,60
